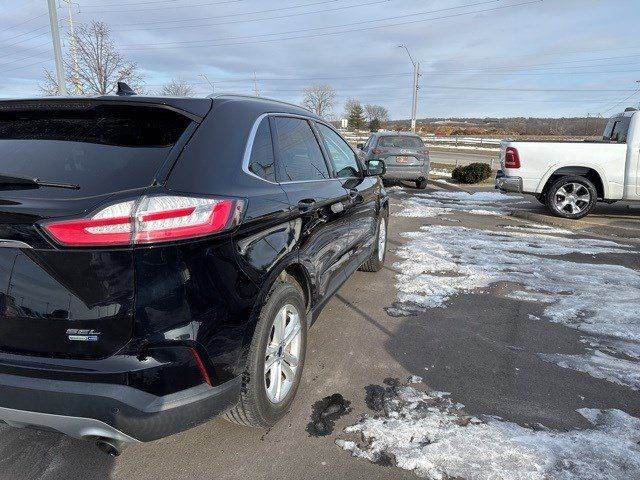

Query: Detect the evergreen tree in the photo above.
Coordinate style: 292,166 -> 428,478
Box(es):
346,99 -> 366,130
369,118 -> 381,132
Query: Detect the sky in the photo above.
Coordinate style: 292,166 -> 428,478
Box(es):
0,0 -> 639,120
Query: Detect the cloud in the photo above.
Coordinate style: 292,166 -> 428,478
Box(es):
1,0 -> 637,118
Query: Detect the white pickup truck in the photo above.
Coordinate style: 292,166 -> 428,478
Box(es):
496,108 -> 639,219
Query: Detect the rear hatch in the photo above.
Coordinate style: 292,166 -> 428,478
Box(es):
375,135 -> 427,166
0,100 -> 195,358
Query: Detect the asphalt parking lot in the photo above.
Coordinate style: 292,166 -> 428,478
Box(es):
1,183 -> 639,480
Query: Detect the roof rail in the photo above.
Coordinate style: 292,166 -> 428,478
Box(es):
208,93 -> 314,114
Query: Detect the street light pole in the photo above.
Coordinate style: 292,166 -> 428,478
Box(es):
47,0 -> 67,95
399,45 -> 420,132
199,74 -> 215,95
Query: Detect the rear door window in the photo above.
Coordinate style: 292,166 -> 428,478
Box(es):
316,123 -> 361,178
273,117 -> 330,182
247,117 -> 276,182
0,104 -> 191,196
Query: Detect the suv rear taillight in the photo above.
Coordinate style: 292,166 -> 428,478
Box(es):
505,147 -> 520,169
371,147 -> 387,155
43,195 -> 245,247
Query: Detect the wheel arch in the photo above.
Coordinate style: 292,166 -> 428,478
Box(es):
539,166 -> 606,199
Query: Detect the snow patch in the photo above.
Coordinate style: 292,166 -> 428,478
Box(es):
388,223 -> 640,388
539,350 -> 640,390
397,190 -> 525,218
337,384 -> 640,480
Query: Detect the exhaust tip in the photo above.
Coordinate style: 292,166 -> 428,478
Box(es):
96,438 -> 122,457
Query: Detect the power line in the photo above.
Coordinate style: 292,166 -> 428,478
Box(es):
112,0 -> 390,32
3,12 -> 48,31
112,0 -> 344,26
84,0 -> 247,14
120,0 -> 535,49
0,23 -> 50,43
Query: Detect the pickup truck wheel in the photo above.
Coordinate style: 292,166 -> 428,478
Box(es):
225,279 -> 307,428
359,214 -> 388,272
545,176 -> 597,219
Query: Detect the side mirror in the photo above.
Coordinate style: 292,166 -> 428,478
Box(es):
366,159 -> 386,176
356,143 -> 365,150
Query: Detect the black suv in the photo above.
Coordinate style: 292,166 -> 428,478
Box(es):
0,94 -> 388,455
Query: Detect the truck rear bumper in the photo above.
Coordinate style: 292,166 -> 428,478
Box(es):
0,372 -> 241,443
495,171 -> 523,193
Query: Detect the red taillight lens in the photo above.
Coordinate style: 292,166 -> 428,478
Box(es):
43,195 -> 244,247
505,147 -> 520,169
371,147 -> 387,155
419,149 -> 430,156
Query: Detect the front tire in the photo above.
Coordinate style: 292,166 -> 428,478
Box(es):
225,279 -> 307,427
359,214 -> 388,272
545,175 -> 597,219
415,178 -> 428,189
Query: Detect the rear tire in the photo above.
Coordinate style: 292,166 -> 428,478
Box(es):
225,279 -> 307,427
544,175 -> 597,219
415,178 -> 428,189
359,214 -> 388,272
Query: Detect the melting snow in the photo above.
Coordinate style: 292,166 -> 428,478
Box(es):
336,384 -> 640,480
539,350 -> 640,390
388,222 -> 640,389
397,190 -> 525,218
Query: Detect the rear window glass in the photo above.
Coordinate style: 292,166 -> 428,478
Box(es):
603,117 -> 631,143
377,135 -> 424,148
0,104 -> 191,195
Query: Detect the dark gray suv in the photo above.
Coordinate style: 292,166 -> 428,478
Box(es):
358,132 -> 430,188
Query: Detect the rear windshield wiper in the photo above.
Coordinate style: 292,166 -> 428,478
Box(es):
0,174 -> 79,190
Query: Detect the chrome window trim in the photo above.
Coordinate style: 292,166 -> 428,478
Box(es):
0,240 -> 32,249
242,112 -> 343,185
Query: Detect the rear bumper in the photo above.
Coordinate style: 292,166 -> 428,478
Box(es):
0,372 -> 241,443
383,164 -> 429,181
495,171 -> 523,193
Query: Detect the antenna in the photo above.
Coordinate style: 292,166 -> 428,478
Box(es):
253,72 -> 260,97
116,82 -> 136,96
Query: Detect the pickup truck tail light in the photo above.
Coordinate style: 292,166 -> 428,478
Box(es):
505,147 -> 521,169
43,195 -> 245,247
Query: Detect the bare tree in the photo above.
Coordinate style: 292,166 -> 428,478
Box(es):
364,104 -> 390,122
40,21 -> 143,96
160,79 -> 195,97
302,85 -> 336,117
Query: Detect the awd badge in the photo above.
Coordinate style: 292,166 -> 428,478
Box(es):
66,329 -> 100,342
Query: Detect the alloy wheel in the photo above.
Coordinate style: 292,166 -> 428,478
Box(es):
554,183 -> 591,215
378,218 -> 387,262
264,304 -> 302,403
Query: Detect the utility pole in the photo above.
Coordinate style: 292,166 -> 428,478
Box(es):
253,71 -> 260,97
199,74 -> 215,95
399,45 -> 420,132
63,0 -> 82,95
47,0 -> 67,95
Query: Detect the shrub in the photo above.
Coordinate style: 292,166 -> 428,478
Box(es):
451,163 -> 492,184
